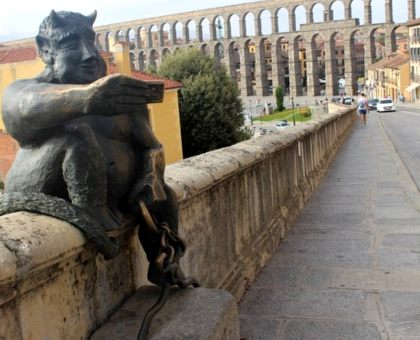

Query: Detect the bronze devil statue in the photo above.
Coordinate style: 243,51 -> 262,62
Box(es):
0,10 -> 198,298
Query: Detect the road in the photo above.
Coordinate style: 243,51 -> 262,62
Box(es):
376,103 -> 420,191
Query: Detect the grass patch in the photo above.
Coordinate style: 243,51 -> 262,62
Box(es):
254,107 -> 312,123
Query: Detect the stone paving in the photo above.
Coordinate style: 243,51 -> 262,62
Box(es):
238,113 -> 420,340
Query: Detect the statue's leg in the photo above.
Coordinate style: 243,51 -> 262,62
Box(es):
139,184 -> 180,285
62,123 -> 120,230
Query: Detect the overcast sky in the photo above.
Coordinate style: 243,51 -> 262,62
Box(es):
0,0 -> 418,43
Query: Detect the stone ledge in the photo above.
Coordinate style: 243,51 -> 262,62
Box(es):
166,109 -> 351,203
0,212 -> 85,290
90,286 -> 239,340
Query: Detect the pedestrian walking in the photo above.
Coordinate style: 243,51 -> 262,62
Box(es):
357,93 -> 369,126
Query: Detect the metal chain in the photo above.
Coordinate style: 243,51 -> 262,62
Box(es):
137,201 -> 199,340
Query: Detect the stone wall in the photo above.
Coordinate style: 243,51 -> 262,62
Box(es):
0,105 -> 355,339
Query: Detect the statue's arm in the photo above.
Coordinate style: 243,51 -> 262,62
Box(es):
2,79 -> 88,140
2,74 -> 148,143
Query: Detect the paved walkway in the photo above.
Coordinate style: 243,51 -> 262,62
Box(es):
238,112 -> 420,340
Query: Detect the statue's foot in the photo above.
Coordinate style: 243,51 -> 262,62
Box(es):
88,206 -> 123,231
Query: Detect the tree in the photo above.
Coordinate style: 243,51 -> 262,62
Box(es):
275,86 -> 285,112
157,49 -> 246,157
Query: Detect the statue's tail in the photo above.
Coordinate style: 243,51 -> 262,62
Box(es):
0,192 -> 120,259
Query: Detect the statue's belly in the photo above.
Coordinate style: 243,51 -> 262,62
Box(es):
98,137 -> 137,204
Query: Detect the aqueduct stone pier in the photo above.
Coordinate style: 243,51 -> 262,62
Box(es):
95,0 -> 416,98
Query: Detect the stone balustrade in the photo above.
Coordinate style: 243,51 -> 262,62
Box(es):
0,104 -> 355,339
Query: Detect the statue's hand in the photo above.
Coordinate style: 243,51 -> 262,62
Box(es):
129,175 -> 167,211
83,74 -> 148,116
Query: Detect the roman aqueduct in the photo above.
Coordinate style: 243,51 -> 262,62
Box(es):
95,0 -> 417,97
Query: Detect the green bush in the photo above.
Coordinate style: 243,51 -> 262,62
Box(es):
302,108 -> 311,117
275,86 -> 285,112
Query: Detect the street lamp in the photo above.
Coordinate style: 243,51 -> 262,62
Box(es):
249,100 -> 253,125
291,95 -> 296,126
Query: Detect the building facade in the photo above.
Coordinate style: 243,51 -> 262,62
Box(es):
407,18 -> 420,102
367,53 -> 410,100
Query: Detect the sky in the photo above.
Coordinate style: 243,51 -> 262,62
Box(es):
0,0 -> 259,42
0,0 -> 418,43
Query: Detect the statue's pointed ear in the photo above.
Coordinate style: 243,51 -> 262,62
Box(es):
36,35 -> 53,65
87,10 -> 97,26
49,9 -> 63,28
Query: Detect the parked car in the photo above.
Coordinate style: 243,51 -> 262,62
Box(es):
275,120 -> 291,130
368,98 -> 379,110
344,97 -> 353,105
376,98 -> 396,112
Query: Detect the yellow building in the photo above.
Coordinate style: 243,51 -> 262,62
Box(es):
0,40 -> 183,170
0,43 -> 44,130
367,53 -> 410,100
406,18 -> 420,102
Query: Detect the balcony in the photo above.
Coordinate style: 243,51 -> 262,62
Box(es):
411,72 -> 420,83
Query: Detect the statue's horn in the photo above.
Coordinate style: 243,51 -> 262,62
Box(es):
87,10 -> 97,26
49,10 -> 63,28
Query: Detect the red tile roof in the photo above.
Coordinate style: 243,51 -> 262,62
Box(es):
384,53 -> 410,69
368,53 -> 409,70
0,45 -> 38,64
407,18 -> 420,27
107,63 -> 182,90
0,46 -> 182,90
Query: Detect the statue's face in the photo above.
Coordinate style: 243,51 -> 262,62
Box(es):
51,26 -> 103,84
